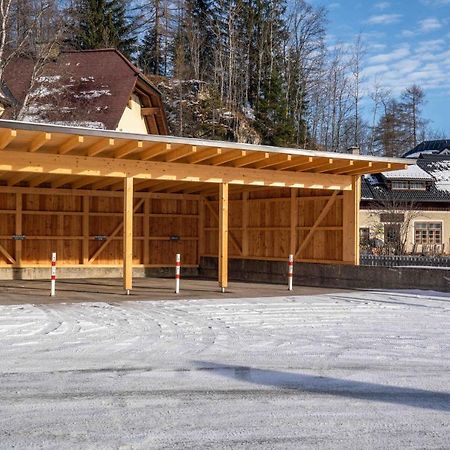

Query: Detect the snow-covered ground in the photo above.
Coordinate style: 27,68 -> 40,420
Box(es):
0,290 -> 449,449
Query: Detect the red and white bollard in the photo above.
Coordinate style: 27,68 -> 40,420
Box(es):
175,253 -> 181,294
288,254 -> 294,291
50,252 -> 57,297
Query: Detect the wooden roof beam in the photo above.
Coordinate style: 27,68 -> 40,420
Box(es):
253,153 -> 292,169
334,162 -> 373,175
164,145 -> 197,162
0,150 -> 353,191
90,177 -> 121,190
59,135 -> 84,154
28,174 -> 57,187
28,132 -> 51,152
115,140 -> 143,158
0,129 -> 17,150
7,172 -> 31,186
231,152 -> 270,168
321,160 -> 354,174
70,176 -> 100,189
51,176 -> 76,188
273,156 -> 313,171
297,158 -> 334,173
140,143 -> 171,161
87,138 -> 115,156
187,147 -> 221,164
207,150 -> 246,166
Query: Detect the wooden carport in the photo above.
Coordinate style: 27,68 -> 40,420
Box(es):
0,120 -> 412,293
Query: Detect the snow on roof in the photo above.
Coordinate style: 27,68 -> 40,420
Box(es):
427,159 -> 450,192
382,164 -> 433,180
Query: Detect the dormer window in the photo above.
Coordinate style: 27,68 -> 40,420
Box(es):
391,181 -> 409,190
409,181 -> 426,190
391,180 -> 427,190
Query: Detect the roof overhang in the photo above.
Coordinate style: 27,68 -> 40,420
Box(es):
0,120 -> 413,195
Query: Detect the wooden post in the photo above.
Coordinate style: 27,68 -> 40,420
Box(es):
15,193 -> 22,266
198,198 -> 204,265
143,198 -> 150,265
342,175 -> 361,264
290,188 -> 298,257
123,177 -> 134,294
242,191 -> 249,256
82,196 -> 89,265
218,183 -> 229,292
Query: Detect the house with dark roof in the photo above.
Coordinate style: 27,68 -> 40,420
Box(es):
0,49 -> 168,135
360,144 -> 450,255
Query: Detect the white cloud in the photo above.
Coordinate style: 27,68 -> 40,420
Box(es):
367,46 -> 410,64
365,14 -> 402,25
363,42 -> 450,96
362,64 -> 390,77
400,30 -> 416,38
419,18 -> 442,32
374,2 -> 391,9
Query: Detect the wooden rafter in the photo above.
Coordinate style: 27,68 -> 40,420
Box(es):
115,140 -> 143,159
87,138 -> 115,156
0,129 -> 17,150
187,147 -> 221,164
274,156 -> 313,171
28,132 -> 51,152
231,152 -> 269,168
254,153 -> 291,169
59,136 -> 84,154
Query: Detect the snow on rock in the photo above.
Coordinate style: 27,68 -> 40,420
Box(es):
152,76 -> 262,144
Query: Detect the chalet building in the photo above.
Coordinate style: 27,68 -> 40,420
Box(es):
360,142 -> 450,255
0,49 -> 168,135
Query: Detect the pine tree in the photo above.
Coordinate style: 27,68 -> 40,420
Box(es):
73,0 -> 137,58
254,69 -> 296,146
138,27 -> 160,75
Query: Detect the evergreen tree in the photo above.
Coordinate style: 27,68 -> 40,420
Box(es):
138,27 -> 160,75
73,0 -> 137,58
254,69 -> 296,146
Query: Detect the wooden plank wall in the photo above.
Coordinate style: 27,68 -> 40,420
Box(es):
0,186 -> 350,267
0,191 -> 199,267
203,188 -> 345,263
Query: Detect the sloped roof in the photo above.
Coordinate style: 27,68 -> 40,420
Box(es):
363,154 -> 450,203
403,140 -> 450,158
1,49 -> 167,134
381,164 -> 433,180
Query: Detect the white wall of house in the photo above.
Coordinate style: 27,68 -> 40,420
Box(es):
116,94 -> 148,134
360,209 -> 450,254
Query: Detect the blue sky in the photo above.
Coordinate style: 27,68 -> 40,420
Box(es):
312,0 -> 450,135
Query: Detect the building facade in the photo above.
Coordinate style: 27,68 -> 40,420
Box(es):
360,143 -> 450,255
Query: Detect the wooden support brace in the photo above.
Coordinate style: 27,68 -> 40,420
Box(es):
88,198 -> 144,264
204,198 -> 242,255
295,191 -> 339,259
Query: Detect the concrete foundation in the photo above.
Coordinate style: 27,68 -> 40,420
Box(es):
0,266 -> 199,281
1,258 -> 448,293
200,257 -> 450,293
